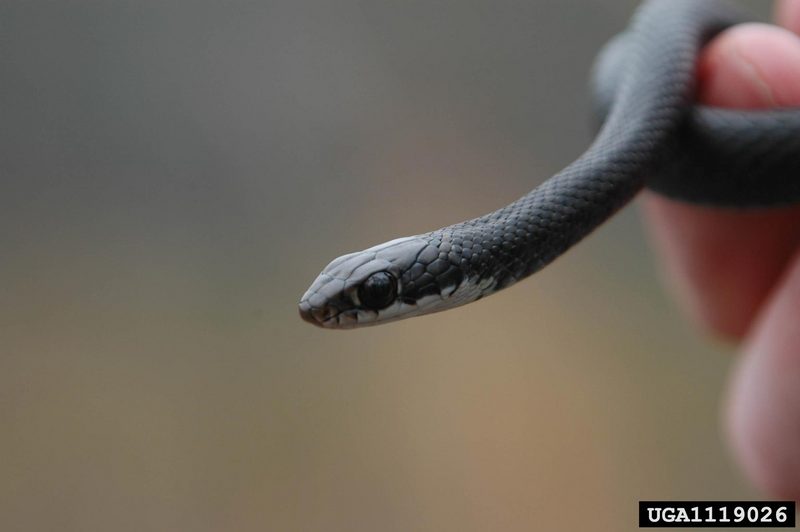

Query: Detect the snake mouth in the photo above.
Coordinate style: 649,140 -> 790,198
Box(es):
298,299 -> 359,329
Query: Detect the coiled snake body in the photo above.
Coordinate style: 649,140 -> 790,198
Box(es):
299,0 -> 800,329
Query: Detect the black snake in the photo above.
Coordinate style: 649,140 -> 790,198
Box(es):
299,0 -> 800,329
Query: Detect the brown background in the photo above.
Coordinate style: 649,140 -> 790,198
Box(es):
0,1 -> 771,530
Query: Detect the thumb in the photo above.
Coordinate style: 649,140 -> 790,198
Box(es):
697,22 -> 800,108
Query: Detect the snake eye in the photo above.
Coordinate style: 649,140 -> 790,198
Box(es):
358,272 -> 397,310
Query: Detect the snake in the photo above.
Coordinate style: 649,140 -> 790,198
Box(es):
299,0 -> 800,329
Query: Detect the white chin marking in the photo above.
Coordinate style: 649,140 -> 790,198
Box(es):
356,276 -> 494,326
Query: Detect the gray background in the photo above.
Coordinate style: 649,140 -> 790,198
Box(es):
0,1 -> 772,531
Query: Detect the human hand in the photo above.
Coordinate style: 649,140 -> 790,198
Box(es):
642,0 -> 800,499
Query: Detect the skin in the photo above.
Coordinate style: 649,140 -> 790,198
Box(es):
642,0 -> 800,499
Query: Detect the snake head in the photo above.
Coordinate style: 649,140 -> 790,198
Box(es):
299,235 -> 472,329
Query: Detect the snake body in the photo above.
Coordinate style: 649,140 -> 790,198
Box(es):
299,0 -> 800,329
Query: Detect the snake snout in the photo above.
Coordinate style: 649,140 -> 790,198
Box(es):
299,284 -> 355,328
298,300 -> 316,325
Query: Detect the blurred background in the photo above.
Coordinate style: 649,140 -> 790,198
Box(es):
0,1 -> 775,530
